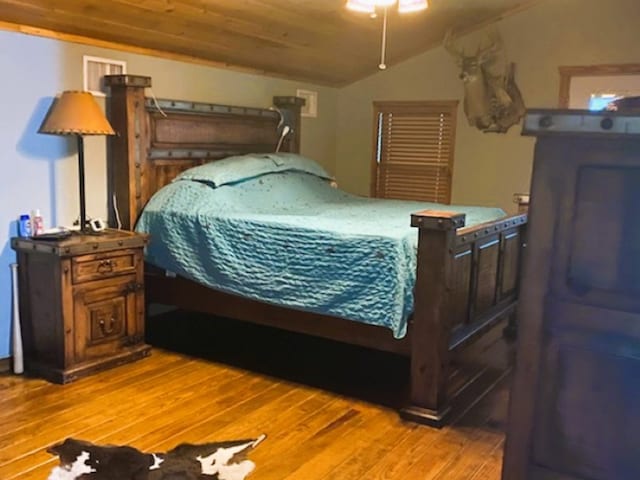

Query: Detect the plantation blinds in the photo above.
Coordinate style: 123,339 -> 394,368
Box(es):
372,101 -> 458,204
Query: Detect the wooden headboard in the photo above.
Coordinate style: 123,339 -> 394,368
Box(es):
104,74 -> 305,230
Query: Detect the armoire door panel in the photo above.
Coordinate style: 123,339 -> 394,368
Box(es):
567,166 -> 640,298
532,335 -> 640,480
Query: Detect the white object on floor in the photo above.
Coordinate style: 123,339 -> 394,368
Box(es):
10,263 -> 23,375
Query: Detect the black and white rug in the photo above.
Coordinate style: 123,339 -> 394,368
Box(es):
47,435 -> 266,480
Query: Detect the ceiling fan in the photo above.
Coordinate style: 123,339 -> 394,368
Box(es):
346,0 -> 429,69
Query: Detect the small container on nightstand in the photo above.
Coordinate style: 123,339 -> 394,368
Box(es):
11,229 -> 151,383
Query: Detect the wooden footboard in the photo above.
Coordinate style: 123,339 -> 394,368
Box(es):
145,209 -> 527,428
402,210 -> 527,426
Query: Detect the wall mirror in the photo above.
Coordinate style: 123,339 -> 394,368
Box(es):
558,64 -> 640,109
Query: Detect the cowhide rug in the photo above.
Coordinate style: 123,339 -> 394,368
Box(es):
47,434 -> 266,480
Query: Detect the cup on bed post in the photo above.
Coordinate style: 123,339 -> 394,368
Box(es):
401,210 -> 465,427
272,96 -> 305,154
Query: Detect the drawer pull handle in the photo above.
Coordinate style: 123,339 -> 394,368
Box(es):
97,259 -> 115,273
99,317 -> 117,335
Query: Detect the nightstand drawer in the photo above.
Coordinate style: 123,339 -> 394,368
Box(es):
72,250 -> 138,283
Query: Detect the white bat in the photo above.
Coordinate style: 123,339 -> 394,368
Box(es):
10,263 -> 23,375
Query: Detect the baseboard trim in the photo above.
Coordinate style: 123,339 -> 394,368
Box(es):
0,357 -> 10,373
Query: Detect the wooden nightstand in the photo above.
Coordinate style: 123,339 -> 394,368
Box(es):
11,229 -> 151,383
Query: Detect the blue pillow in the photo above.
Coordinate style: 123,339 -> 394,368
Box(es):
174,153 -> 332,187
262,153 -> 333,180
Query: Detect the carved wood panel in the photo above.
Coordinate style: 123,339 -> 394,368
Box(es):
450,247 -> 472,330
150,112 -> 279,150
473,236 -> 500,316
74,275 -> 137,363
532,315 -> 640,479
499,229 -> 521,300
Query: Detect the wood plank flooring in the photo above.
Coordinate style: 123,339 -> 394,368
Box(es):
0,313 -> 511,479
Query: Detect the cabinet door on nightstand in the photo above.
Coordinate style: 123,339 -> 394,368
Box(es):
73,275 -> 140,363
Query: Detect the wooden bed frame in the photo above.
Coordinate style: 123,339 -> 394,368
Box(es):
104,74 -> 527,427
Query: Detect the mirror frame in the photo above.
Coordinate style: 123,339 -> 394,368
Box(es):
558,63 -> 640,107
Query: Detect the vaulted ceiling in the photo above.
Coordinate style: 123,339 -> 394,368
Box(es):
0,0 -> 541,86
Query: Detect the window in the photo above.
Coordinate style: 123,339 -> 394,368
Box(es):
372,101 -> 458,204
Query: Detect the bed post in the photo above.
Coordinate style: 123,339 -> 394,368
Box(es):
105,74 -> 152,230
401,210 -> 465,427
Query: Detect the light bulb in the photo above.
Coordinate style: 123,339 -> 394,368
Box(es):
398,0 -> 428,13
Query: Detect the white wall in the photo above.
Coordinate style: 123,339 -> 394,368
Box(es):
335,0 -> 640,211
0,30 -> 338,359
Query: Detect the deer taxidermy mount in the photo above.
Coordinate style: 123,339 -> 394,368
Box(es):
444,29 -> 525,133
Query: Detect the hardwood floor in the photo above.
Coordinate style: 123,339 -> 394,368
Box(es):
0,313 -> 510,479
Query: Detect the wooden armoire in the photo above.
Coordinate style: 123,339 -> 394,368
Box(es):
502,109 -> 640,480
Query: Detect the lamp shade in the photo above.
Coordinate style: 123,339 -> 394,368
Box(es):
39,91 -> 115,136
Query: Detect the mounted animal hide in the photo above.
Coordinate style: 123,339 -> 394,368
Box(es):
444,30 -> 525,133
47,435 -> 266,480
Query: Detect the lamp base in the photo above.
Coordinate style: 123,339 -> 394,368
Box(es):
70,216 -> 107,235
73,228 -> 106,237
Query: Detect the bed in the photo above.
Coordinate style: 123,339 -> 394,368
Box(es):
104,74 -> 527,427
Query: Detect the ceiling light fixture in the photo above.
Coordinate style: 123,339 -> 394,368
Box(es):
346,0 -> 428,69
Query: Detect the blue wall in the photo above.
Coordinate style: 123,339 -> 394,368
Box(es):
0,32 -> 67,358
0,30 -> 338,359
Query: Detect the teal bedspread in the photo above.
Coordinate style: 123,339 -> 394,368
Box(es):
136,154 -> 505,338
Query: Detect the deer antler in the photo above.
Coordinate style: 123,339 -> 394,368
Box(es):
476,29 -> 503,63
443,29 -> 465,59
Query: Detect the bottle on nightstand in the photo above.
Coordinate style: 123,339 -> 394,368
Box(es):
18,214 -> 31,238
31,209 -> 44,236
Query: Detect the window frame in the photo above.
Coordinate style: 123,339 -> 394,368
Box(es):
370,100 -> 459,204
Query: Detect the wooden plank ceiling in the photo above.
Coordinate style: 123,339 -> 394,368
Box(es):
0,0 -> 540,86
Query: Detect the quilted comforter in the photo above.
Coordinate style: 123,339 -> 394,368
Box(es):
136,154 -> 505,338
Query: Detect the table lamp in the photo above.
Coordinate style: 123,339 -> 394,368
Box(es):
39,91 -> 115,232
